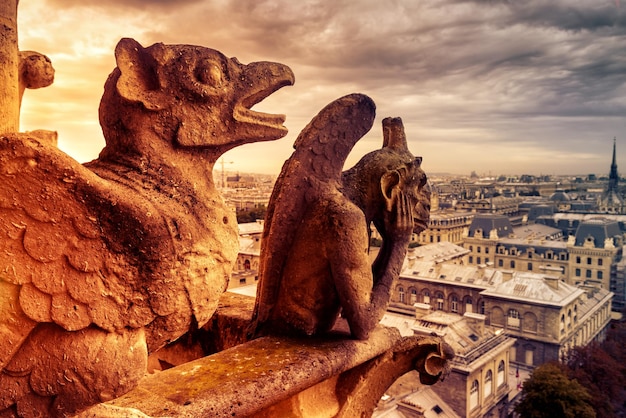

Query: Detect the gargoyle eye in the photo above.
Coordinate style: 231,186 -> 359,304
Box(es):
195,63 -> 223,87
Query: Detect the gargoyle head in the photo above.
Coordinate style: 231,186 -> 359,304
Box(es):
345,117 -> 430,236
99,38 -> 294,158
380,117 -> 431,234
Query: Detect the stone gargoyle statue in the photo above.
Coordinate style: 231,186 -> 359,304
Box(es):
250,93 -> 431,340
0,38 -> 293,416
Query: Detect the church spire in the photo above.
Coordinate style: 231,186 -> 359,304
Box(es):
609,137 -> 619,193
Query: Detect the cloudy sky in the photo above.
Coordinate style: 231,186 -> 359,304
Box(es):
16,0 -> 626,177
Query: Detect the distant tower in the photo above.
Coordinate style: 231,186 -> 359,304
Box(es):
608,137 -> 619,194
598,137 -> 624,214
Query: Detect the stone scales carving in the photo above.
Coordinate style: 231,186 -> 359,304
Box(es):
0,2 -> 449,416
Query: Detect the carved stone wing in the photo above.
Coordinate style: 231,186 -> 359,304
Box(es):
250,93 -> 376,334
0,134 -> 156,372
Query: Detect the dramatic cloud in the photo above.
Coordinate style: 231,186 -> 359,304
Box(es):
16,0 -> 626,176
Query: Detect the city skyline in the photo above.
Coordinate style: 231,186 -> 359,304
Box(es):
16,0 -> 626,176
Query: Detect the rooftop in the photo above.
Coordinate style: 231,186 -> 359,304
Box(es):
481,272 -> 582,306
401,260 -> 502,289
404,242 -> 469,265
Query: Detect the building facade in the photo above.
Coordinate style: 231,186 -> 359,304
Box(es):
390,244 -> 614,369
415,211 -> 474,246
462,214 -> 623,312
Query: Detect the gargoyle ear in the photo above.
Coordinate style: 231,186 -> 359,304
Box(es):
115,38 -> 164,111
381,169 -> 402,212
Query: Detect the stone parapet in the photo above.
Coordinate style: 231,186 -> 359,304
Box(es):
80,293 -> 450,417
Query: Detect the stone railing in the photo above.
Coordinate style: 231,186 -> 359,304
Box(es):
80,293 -> 450,417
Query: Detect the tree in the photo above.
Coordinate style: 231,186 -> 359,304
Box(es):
515,362 -> 595,418
236,204 -> 267,224
563,343 -> 626,417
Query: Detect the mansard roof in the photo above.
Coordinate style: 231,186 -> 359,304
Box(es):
549,190 -> 571,202
527,204 -> 555,221
400,260 -> 501,289
481,272 -> 582,306
573,217 -> 622,248
468,213 -> 513,239
404,242 -> 469,265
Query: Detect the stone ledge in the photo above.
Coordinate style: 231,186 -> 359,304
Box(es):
104,326 -> 408,417
78,292 -> 450,417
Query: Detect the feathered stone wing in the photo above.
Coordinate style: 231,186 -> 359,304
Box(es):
251,93 -> 376,334
0,134 -> 160,373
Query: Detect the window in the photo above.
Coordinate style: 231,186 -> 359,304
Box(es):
497,361 -> 505,386
398,287 -> 405,303
598,258 -> 603,266
498,259 -> 504,267
477,257 -> 481,264
523,312 -> 538,333
587,257 -> 592,265
485,258 -> 489,264
586,270 -> 592,278
525,348 -> 534,366
477,247 -> 481,253
510,260 -> 516,268
597,271 -> 603,280
576,256 -> 581,264
469,245 -> 473,251
567,309 -> 572,328
435,292 -> 444,310
451,296 -> 459,313
423,290 -> 430,304
507,309 -> 520,328
484,370 -> 493,398
527,262 -> 532,271
239,278 -> 247,285
410,289 -> 418,304
469,256 -> 474,263
480,300 -> 485,315
575,268 -> 581,277
244,259 -> 251,270
464,297 -> 473,313
470,380 -> 479,410
485,247 -> 489,254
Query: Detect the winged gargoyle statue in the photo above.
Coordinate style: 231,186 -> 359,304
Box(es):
0,38 -> 293,416
250,93 -> 431,340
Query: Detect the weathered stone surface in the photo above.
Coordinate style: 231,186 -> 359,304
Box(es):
0,37 -> 293,416
0,0 -> 19,134
18,50 -> 54,108
87,324 -> 451,418
251,94 -> 431,340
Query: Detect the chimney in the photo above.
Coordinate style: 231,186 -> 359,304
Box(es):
414,303 -> 432,320
501,269 -> 514,282
464,312 -> 486,337
544,275 -> 559,290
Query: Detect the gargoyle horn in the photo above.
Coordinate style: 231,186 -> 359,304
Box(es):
382,117 -> 408,150
115,38 -> 165,111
